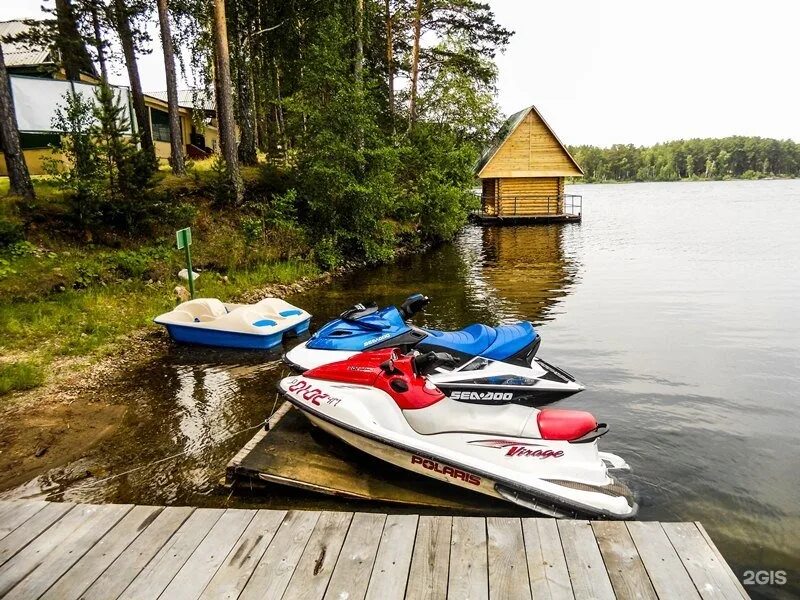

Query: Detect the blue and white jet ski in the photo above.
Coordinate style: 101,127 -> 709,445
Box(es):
284,294 -> 584,405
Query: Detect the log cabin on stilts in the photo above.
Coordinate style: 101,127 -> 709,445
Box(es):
473,105 -> 584,224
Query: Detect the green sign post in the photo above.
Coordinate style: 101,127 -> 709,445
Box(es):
176,227 -> 195,299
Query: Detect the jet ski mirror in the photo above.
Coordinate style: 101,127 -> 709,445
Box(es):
399,294 -> 430,320
412,351 -> 457,374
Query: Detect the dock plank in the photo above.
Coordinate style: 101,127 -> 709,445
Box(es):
487,517 -> 531,600
324,512 -> 386,600
0,501 -> 47,541
695,522 -> 750,599
80,506 -> 195,600
406,515 -> 452,600
41,505 -> 164,600
448,516 -> 488,600
627,521 -> 701,599
198,509 -> 287,600
282,510 -> 353,600
522,518 -> 573,600
0,503 -> 104,596
160,508 -> 256,600
4,503 -> 132,599
663,522 -> 747,599
118,507 -> 224,600
0,500 -> 746,600
238,510 -> 320,600
0,501 -> 73,568
592,520 -> 657,600
557,520 -> 614,600
364,514 -> 418,600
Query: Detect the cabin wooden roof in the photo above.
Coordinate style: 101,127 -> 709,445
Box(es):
476,105 -> 584,178
0,21 -> 54,68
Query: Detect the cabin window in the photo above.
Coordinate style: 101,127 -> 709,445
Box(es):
18,132 -> 61,149
149,107 -> 179,142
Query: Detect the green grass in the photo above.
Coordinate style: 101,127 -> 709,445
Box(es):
0,165 -> 322,396
0,361 -> 45,395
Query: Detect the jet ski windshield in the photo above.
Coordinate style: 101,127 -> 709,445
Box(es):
306,305 -> 414,351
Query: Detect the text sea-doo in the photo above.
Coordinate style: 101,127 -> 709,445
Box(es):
278,348 -> 637,519
284,294 -> 583,405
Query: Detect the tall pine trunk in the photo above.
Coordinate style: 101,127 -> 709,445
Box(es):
0,45 -> 35,199
408,0 -> 423,128
89,1 -> 108,82
212,0 -> 243,202
54,0 -> 95,81
113,0 -> 153,153
385,0 -> 394,122
231,7 -> 257,166
355,0 -> 364,85
156,0 -> 185,174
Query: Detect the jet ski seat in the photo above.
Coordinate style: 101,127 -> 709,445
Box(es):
421,321 -> 538,361
422,324 -> 496,356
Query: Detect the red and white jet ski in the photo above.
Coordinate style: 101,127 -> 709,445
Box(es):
277,348 -> 637,519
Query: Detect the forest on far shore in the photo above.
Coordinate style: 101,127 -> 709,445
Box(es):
568,136 -> 800,182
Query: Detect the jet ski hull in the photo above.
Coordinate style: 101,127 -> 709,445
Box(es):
284,343 -> 585,406
277,373 -> 637,519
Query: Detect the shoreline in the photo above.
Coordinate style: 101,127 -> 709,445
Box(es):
0,240 -> 430,494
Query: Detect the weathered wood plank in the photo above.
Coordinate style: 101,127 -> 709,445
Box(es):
406,515 -> 452,600
324,512 -> 386,600
238,510 -> 321,600
118,508 -> 224,600
282,511 -> 353,600
522,518 -> 573,600
695,522 -> 750,599
0,504 -> 104,596
4,503 -> 133,599
198,509 -> 287,600
663,522 -> 747,599
0,501 -> 47,541
0,502 -> 73,568
448,516 -> 488,600
40,505 -> 164,600
364,514 -> 418,600
80,506 -> 195,600
592,521 -> 657,600
557,520 -> 614,600
487,517 -> 530,600
160,508 -> 256,600
627,521 -> 701,599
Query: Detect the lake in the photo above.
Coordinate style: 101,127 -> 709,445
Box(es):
4,179 -> 799,598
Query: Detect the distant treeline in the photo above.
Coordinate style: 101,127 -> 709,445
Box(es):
568,137 -> 800,182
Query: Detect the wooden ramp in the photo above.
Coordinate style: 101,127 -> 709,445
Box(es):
226,402 -> 511,513
0,500 -> 748,599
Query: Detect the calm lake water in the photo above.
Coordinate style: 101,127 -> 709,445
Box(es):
4,179 -> 799,598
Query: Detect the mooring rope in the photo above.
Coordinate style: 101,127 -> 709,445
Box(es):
70,417 -> 269,491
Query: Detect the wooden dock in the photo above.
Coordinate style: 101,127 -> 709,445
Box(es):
469,212 -> 582,225
0,500 -> 748,599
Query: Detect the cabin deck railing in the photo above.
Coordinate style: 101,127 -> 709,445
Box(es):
479,194 -> 582,217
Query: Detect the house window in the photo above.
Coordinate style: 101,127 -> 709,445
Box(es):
19,133 -> 61,149
149,107 -> 176,142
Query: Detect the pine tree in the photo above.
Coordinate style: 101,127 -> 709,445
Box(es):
0,45 -> 35,199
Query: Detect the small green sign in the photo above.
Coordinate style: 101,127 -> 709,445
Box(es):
176,227 -> 192,250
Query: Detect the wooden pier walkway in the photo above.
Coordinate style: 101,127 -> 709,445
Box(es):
0,500 -> 748,599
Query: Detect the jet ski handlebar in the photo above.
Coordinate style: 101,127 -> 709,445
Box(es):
412,351 -> 458,373
399,294 -> 430,320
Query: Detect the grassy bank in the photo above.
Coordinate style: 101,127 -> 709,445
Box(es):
0,162 -> 325,396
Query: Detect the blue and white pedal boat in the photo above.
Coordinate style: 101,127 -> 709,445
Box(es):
155,297 -> 311,350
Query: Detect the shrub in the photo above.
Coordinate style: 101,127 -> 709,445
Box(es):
0,218 -> 24,249
0,361 -> 45,395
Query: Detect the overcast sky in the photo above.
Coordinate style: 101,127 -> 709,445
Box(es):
2,0 -> 798,146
